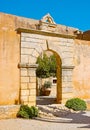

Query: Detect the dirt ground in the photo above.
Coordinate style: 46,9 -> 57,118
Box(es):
0,111 -> 90,130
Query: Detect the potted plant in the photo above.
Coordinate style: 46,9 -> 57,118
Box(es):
43,81 -> 52,96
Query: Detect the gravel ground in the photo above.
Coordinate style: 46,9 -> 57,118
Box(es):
0,111 -> 90,130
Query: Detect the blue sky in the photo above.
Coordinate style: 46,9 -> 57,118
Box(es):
0,0 -> 90,31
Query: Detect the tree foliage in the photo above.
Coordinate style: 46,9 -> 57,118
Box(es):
36,53 -> 56,78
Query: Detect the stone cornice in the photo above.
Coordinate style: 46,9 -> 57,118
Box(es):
16,28 -> 76,39
62,66 -> 75,69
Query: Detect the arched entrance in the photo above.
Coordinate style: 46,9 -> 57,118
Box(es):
36,49 -> 62,105
48,49 -> 62,103
18,20 -> 74,106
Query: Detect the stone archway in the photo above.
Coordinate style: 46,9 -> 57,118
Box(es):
47,49 -> 62,103
18,24 -> 74,106
36,49 -> 62,105
19,37 -> 62,105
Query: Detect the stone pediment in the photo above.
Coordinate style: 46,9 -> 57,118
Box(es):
41,13 -> 56,24
39,13 -> 57,31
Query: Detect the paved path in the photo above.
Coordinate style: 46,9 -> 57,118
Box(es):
0,111 -> 90,130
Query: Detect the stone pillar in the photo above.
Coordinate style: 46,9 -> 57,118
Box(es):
62,66 -> 74,103
19,63 -> 38,106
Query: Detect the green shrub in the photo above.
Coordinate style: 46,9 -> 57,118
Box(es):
17,105 -> 39,119
17,110 -> 30,118
31,106 -> 39,117
44,81 -> 52,89
65,98 -> 87,111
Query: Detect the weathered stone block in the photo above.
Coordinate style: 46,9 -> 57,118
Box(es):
63,76 -> 68,82
0,105 -> 20,119
28,102 -> 36,106
21,96 -> 28,102
62,70 -> 67,76
25,37 -> 44,43
66,70 -> 72,76
21,69 -> 27,76
21,89 -> 29,96
21,41 -> 32,48
29,89 -> 36,96
28,96 -> 36,102
62,82 -> 67,87
21,32 -> 29,37
29,77 -> 36,83
28,56 -> 37,64
21,77 -> 29,83
28,83 -> 36,89
31,49 -> 40,58
21,83 -> 28,89
66,42 -> 74,47
63,58 -> 73,66
28,33 -> 46,40
21,37 -> 25,41
62,87 -> 73,93
67,76 -> 72,82
59,38 -> 68,42
28,69 -> 36,77
21,55 -> 29,63
62,92 -> 73,100
62,82 -> 72,88
21,48 -> 32,55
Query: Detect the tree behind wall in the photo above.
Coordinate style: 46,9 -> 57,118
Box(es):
36,53 -> 56,78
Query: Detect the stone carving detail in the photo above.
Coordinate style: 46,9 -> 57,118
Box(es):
39,13 -> 57,31
41,13 -> 56,24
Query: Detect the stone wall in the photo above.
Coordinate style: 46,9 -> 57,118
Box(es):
20,32 -> 74,103
0,12 -> 38,105
0,12 -> 90,111
19,64 -> 37,106
0,105 -> 20,119
73,39 -> 90,100
0,13 -> 20,105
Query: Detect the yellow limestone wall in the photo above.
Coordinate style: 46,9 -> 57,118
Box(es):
0,13 -> 20,105
0,12 -> 38,105
73,39 -> 90,100
0,12 -> 90,108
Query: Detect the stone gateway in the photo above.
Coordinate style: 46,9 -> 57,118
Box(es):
0,12 -> 90,118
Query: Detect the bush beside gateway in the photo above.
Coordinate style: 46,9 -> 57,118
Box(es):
17,105 -> 39,119
65,98 -> 87,111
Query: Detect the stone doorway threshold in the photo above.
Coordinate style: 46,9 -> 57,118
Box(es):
36,96 -> 56,105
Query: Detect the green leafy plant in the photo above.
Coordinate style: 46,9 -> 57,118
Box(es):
31,106 -> 39,117
65,98 -> 87,111
17,105 -> 39,119
44,81 -> 52,89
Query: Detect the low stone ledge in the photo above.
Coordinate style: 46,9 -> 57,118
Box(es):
18,63 -> 38,68
0,105 -> 20,119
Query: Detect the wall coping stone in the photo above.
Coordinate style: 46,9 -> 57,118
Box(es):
16,28 -> 76,39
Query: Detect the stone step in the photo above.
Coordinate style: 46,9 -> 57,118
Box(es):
36,96 -> 56,105
37,104 -> 71,119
